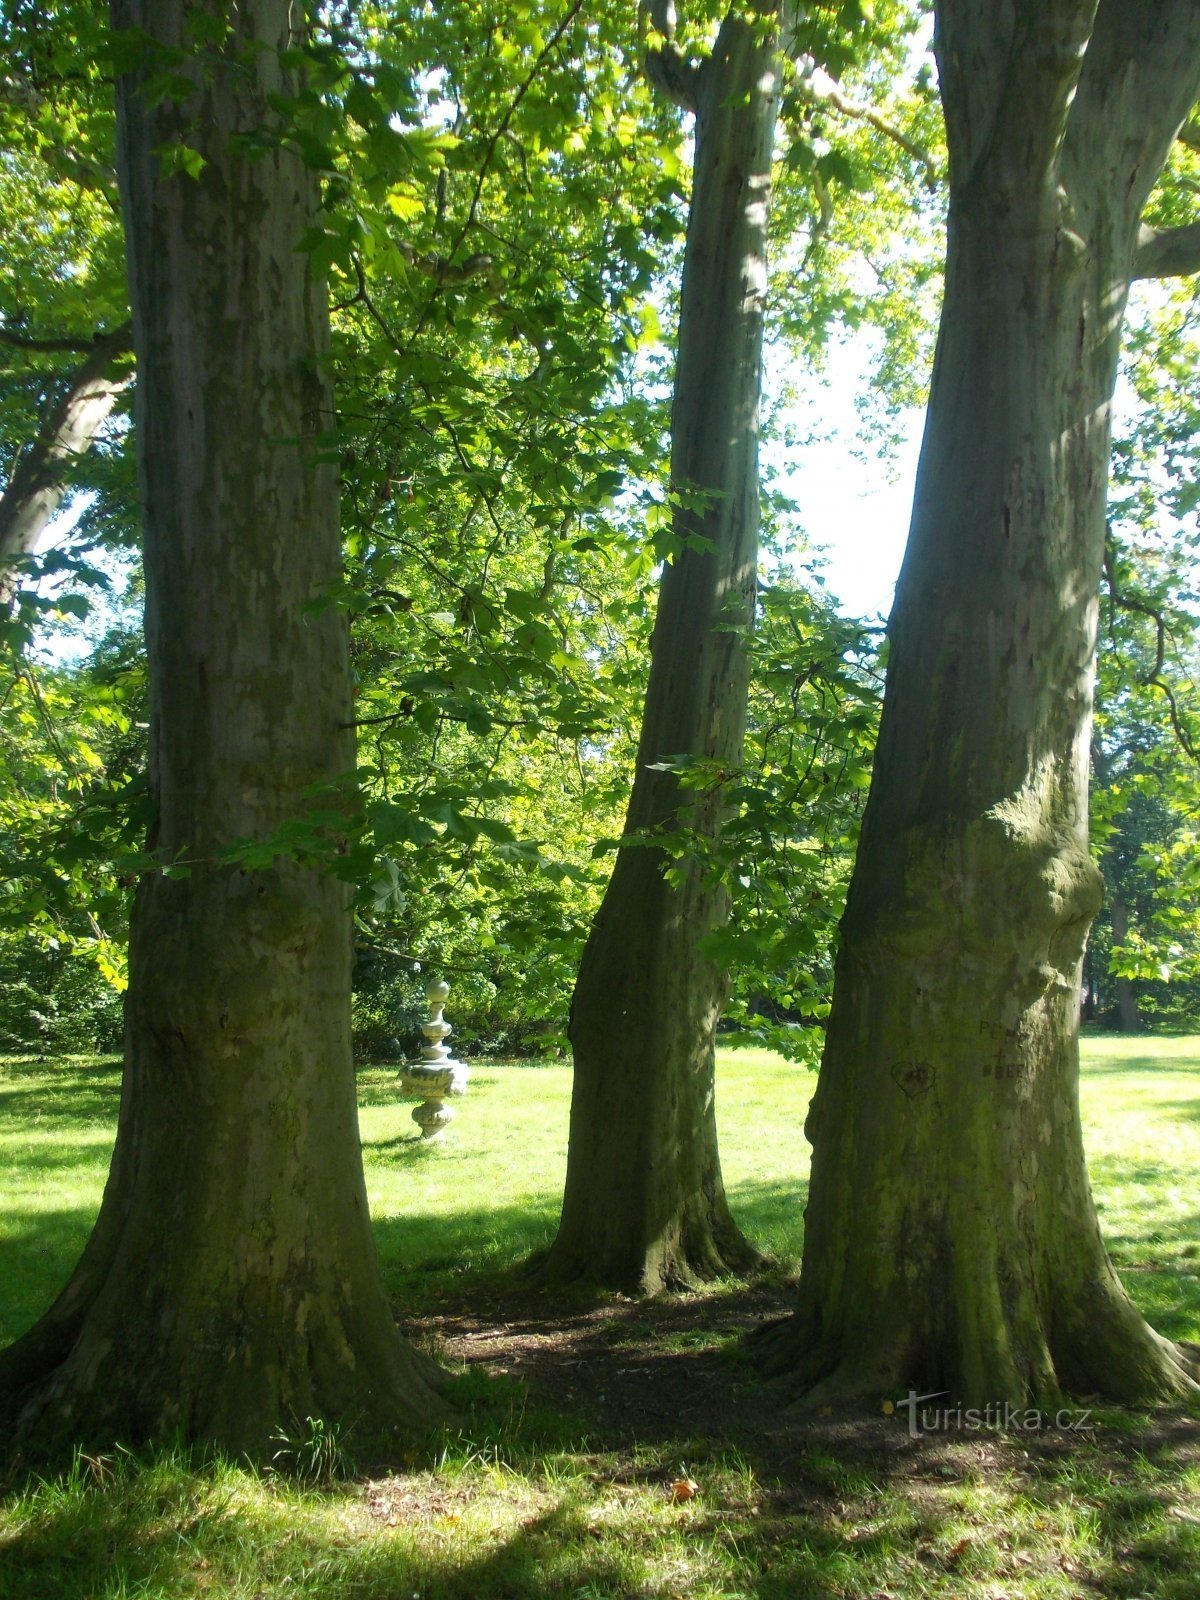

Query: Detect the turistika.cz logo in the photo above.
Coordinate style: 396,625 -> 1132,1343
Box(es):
883,1391 -> 1095,1439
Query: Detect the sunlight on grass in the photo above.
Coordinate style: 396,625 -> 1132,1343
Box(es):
1,1037 -> 1196,1339
1,1427 -> 1197,1600
1078,1035 -> 1200,1345
358,1044 -> 814,1306
0,1057 -> 123,1340
1,1037 -> 1198,1600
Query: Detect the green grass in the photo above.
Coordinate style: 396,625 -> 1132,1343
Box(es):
1078,1036 -> 1200,1345
358,1044 -> 812,1312
1,1038 -> 1198,1599
1,1412 -> 1197,1599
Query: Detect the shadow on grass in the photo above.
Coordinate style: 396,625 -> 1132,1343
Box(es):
0,1072 -> 120,1130
726,1175 -> 808,1258
0,1463 -> 655,1600
364,1174 -> 807,1313
0,1141 -> 115,1182
5,1416 -> 1200,1600
1080,1050 -> 1200,1076
0,1207 -> 100,1351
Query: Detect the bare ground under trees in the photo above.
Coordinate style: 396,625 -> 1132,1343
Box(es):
398,1275 -> 1200,1496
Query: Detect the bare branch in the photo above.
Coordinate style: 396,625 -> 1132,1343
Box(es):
1134,219 -> 1200,278
793,54 -> 938,186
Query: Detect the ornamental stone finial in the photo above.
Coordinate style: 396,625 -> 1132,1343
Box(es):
401,979 -> 469,1139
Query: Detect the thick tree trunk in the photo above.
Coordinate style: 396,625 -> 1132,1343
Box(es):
0,323 -> 131,611
542,8 -> 780,1292
0,0 -> 446,1459
766,1 -> 1200,1407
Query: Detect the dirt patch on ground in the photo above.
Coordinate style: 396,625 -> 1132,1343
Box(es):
400,1276 -> 1200,1495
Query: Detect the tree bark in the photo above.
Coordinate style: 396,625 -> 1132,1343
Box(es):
541,5 -> 780,1292
0,0 -> 447,1459
765,0 -> 1200,1407
0,323 -> 132,612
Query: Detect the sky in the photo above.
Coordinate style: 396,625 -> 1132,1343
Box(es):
782,404 -> 923,624
765,329 -> 927,625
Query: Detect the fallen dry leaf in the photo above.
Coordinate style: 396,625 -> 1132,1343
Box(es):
668,1477 -> 700,1504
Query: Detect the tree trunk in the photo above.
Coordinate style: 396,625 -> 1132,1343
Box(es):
541,6 -> 780,1292
0,0 -> 446,1459
0,323 -> 131,612
766,1 -> 1200,1407
1109,896 -> 1143,1032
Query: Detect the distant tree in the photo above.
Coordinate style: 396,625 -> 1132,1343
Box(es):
0,1 -> 131,633
1088,524 -> 1200,1030
0,0 -> 446,1457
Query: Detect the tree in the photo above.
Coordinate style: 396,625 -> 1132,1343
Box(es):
767,0 -> 1200,1407
0,2 -> 131,632
1084,265 -> 1200,1029
0,634 -> 145,1050
0,322 -> 131,614
540,0 -> 784,1291
0,0 -> 445,1457
1088,529 -> 1200,1030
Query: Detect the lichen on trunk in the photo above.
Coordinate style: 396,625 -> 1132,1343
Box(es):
766,0 -> 1200,1409
0,0 -> 447,1460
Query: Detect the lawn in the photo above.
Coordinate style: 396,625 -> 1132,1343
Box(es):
0,1037 -> 1197,1599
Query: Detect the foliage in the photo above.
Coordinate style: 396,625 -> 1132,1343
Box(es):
1091,277 -> 1200,1026
0,627 -> 146,1049
0,0 -> 1198,1057
0,0 -> 917,1058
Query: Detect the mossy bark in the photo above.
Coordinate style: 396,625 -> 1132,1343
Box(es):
767,2 -> 1200,1408
542,8 -> 780,1293
0,0 -> 447,1460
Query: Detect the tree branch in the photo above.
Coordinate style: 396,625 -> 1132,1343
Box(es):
452,0 -> 588,254
395,242 -> 500,289
1103,539 -> 1200,763
0,322 -> 133,608
353,937 -> 481,978
641,0 -> 702,114
1134,219 -> 1200,278
793,54 -> 939,187
1178,116 -> 1200,152
0,325 -> 107,356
